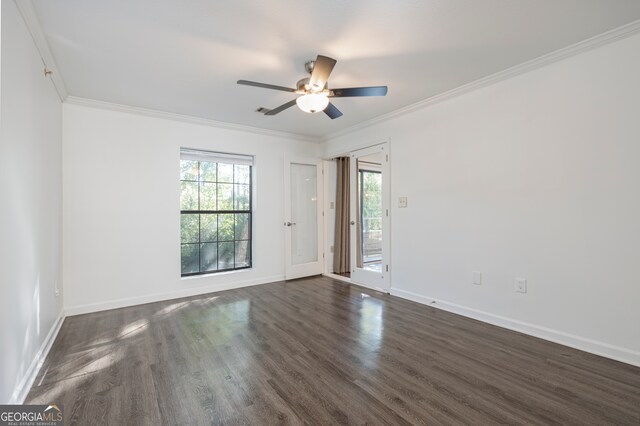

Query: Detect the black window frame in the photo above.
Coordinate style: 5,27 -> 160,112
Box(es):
180,154 -> 253,277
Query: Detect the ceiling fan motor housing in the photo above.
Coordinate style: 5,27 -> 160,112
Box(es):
297,77 -> 327,93
296,77 -> 310,92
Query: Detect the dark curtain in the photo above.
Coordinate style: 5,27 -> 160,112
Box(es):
333,157 -> 350,273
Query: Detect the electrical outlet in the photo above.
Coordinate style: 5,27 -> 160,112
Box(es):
330,201 -> 335,209
472,271 -> 482,285
330,245 -> 334,253
398,197 -> 408,208
515,278 -> 527,293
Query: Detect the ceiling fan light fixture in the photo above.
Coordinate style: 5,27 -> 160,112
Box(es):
237,54 -> 387,119
296,93 -> 329,113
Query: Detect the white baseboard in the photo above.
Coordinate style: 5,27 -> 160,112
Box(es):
322,272 -> 352,284
11,313 -> 66,404
323,273 -> 393,294
390,288 -> 640,368
65,274 -> 285,316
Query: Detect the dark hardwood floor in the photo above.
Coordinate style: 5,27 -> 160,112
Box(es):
27,276 -> 640,425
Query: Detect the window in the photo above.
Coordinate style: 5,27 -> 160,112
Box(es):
358,167 -> 382,266
180,149 -> 253,276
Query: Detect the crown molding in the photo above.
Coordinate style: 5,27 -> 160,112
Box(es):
14,0 -> 69,101
323,19 -> 640,142
64,96 -> 322,143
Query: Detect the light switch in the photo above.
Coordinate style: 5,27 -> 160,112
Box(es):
398,197 -> 408,208
330,201 -> 335,209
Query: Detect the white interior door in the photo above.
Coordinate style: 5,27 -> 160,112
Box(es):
284,157 -> 324,280
350,143 -> 390,292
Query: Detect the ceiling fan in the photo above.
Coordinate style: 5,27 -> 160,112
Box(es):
237,55 -> 388,119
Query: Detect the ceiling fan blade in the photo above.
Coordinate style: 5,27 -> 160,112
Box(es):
309,55 -> 337,91
324,102 -> 343,119
264,99 -> 297,115
331,86 -> 388,97
237,80 -> 296,92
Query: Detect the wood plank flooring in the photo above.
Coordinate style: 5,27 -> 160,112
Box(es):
27,276 -> 640,425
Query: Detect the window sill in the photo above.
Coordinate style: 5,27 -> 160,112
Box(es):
181,267 -> 252,281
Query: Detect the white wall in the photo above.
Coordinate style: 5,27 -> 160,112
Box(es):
324,32 -> 640,365
63,103 -> 320,314
0,1 -> 64,403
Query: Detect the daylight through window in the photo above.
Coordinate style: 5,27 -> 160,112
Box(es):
180,149 -> 253,276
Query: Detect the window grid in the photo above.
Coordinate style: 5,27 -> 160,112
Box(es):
180,159 -> 252,276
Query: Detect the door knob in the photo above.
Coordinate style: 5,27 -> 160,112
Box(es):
350,221 -> 355,225
285,221 -> 297,227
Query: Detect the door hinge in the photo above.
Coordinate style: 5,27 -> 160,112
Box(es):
386,264 -> 389,272
323,253 -> 325,259
386,209 -> 389,217
386,154 -> 389,162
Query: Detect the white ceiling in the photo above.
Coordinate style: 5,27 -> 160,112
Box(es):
32,0 -> 640,139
